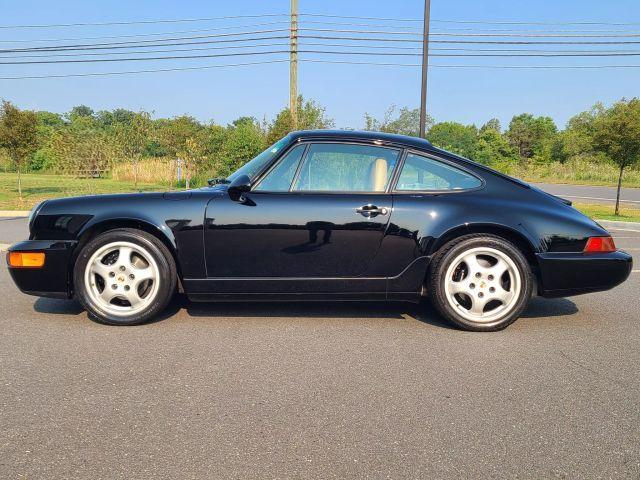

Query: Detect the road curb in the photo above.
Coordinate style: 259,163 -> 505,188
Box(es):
0,210 -> 29,218
597,219 -> 640,230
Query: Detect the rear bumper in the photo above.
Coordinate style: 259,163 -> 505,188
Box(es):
537,250 -> 633,298
6,240 -> 77,298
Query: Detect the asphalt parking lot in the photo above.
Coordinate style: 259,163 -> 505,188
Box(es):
0,217 -> 639,479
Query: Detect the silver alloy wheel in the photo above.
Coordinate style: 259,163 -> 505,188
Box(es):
443,246 -> 522,324
83,241 -> 160,318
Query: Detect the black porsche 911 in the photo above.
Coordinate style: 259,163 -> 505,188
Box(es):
6,130 -> 633,331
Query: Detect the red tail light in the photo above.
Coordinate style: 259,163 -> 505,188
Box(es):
584,236 -> 616,253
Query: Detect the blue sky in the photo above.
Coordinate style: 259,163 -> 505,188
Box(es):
1,0 -> 639,130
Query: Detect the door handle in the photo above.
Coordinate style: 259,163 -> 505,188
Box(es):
356,205 -> 389,217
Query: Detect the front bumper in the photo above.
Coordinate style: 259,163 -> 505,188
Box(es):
6,240 -> 78,298
536,250 -> 633,298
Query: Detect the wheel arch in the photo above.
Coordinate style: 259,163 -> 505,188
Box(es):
430,223 -> 541,286
70,218 -> 181,294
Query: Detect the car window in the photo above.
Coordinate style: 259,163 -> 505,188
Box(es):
226,135 -> 291,182
292,143 -> 400,192
254,144 -> 306,192
395,153 -> 482,191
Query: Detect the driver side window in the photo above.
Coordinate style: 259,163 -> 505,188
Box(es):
254,144 -> 306,192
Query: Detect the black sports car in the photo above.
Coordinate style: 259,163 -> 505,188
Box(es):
6,130 -> 633,331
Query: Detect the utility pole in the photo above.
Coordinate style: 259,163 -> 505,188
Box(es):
419,0 -> 431,138
290,0 -> 298,130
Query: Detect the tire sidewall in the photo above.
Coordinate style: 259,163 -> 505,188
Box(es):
74,229 -> 176,325
431,235 -> 533,331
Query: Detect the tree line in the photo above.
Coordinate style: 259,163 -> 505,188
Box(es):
1,96 -> 639,214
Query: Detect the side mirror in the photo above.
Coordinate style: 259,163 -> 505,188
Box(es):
227,174 -> 252,202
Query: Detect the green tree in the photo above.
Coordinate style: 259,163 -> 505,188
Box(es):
50,113 -> 114,177
427,122 -> 478,159
67,105 -> 94,120
364,105 -> 432,137
592,98 -> 640,215
474,127 -> 517,166
267,96 -> 334,144
222,118 -> 266,176
480,118 -> 501,133
0,100 -> 38,199
506,114 -> 557,162
114,111 -> 152,189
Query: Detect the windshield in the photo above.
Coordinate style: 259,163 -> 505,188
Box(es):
226,136 -> 291,183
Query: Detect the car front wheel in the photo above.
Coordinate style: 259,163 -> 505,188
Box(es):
428,234 -> 533,331
73,228 -> 177,325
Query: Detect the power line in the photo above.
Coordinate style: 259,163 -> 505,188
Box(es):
0,14 -> 289,29
0,28 -> 291,53
5,22 -> 640,45
0,21 -> 293,43
0,35 -> 291,54
3,13 -> 640,30
4,43 -> 640,60
5,48 -> 640,66
298,27 -> 640,38
299,35 -> 640,45
0,42 -> 292,60
298,13 -> 640,27
300,59 -> 640,68
3,33 -> 640,57
1,58 -> 640,81
0,50 -> 290,65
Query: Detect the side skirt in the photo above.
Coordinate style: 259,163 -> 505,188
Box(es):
182,256 -> 429,304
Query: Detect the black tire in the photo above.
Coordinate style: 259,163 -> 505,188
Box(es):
427,234 -> 533,332
73,228 -> 177,326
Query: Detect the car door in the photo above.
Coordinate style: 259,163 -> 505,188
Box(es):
204,141 -> 401,281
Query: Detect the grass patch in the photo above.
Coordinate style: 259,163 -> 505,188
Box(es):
573,202 -> 640,223
0,172 -> 165,210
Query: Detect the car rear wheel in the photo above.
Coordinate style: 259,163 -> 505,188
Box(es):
74,228 -> 177,325
428,234 -> 533,331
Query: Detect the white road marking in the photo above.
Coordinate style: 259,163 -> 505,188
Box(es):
561,194 -> 640,204
632,270 -> 640,273
0,243 -> 10,252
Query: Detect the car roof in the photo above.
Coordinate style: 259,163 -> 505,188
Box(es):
289,129 -> 434,151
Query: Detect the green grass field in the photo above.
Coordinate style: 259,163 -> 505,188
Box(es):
573,203 -> 640,223
0,172 -> 164,210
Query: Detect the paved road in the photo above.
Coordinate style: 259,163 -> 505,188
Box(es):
0,221 -> 638,478
532,182 -> 640,206
0,217 -> 28,246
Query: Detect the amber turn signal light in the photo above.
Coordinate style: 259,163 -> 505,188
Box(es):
7,251 -> 46,268
583,236 -> 616,254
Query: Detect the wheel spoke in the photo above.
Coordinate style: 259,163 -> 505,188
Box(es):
134,267 -> 154,283
123,289 -> 143,308
99,287 -> 117,304
116,246 -> 134,268
449,280 -> 469,296
461,253 -> 482,275
469,295 -> 488,316
490,286 -> 515,304
90,260 -> 111,280
489,258 -> 508,278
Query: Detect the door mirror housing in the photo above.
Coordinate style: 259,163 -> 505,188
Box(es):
227,174 -> 252,202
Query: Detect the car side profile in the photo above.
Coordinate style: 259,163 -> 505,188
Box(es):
6,130 -> 633,331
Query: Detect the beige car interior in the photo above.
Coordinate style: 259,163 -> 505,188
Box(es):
370,158 -> 389,191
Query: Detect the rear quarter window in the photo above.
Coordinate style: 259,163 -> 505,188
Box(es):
395,153 -> 482,191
